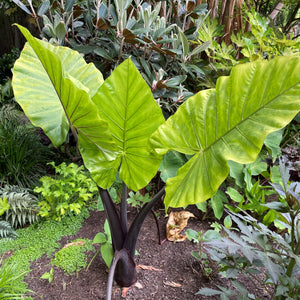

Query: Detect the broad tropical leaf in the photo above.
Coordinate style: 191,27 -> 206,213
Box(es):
91,59 -> 165,190
150,56 -> 300,208
12,25 -> 118,165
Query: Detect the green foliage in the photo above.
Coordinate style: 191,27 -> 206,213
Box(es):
40,267 -> 54,284
186,228 -> 221,279
90,219 -> 114,268
34,162 -> 98,220
0,208 -> 90,295
0,48 -> 20,85
194,10 -> 300,89
0,80 -> 14,105
197,210 -> 300,299
12,26 -> 300,213
0,105 -> 54,188
0,197 -> 9,216
225,157 -> 278,224
127,191 -> 151,210
13,26 -> 165,192
151,56 -> 300,209
0,256 -> 32,299
52,239 -> 94,275
0,185 -> 39,228
0,220 -> 17,240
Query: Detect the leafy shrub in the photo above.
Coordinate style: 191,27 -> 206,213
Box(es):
51,239 -> 94,275
0,185 -> 39,228
34,162 -> 98,220
197,210 -> 300,299
0,105 -> 54,187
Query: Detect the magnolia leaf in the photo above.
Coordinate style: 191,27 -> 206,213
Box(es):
92,58 -> 165,190
151,56 -> 300,208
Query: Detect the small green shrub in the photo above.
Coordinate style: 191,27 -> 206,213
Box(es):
0,185 -> 39,228
51,239 -> 94,275
127,191 -> 151,210
89,219 -> 114,268
34,162 -> 98,220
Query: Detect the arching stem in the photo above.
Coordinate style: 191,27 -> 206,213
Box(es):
106,249 -> 137,300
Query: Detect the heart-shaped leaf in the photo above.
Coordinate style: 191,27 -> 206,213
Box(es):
92,59 -> 165,190
151,56 -> 300,208
12,25 -> 118,170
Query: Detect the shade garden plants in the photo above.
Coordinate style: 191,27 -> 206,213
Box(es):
0,21 -> 296,299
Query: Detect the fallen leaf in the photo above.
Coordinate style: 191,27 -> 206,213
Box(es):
166,211 -> 195,242
137,265 -> 163,272
122,287 -> 130,298
164,281 -> 182,288
62,240 -> 85,248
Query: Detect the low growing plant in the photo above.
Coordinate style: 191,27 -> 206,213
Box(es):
34,162 -> 98,220
89,219 -> 114,269
0,256 -> 33,299
12,25 -> 300,298
186,228 -> 221,279
51,239 -> 94,275
0,208 -> 90,296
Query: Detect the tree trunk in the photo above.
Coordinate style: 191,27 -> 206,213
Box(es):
220,0 -> 236,45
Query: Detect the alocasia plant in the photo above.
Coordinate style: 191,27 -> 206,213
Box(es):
12,24 -> 300,299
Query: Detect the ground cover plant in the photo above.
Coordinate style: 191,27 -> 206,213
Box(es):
11,22 -> 300,299
0,207 -> 91,298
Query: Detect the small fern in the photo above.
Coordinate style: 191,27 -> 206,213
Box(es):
0,185 -> 39,228
0,220 -> 17,240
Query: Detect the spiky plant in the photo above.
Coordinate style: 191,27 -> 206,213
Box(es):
0,256 -> 32,299
0,220 -> 17,240
0,185 -> 39,228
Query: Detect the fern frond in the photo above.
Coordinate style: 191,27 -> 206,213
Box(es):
0,220 -> 17,240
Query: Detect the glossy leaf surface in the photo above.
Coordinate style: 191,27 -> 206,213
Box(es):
92,59 -> 165,190
12,25 -> 118,173
151,56 -> 300,208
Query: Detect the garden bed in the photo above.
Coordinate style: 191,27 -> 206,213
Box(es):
23,207 -> 271,300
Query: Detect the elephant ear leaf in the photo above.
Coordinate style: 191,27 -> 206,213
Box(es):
12,25 -> 118,165
91,58 -> 165,191
150,56 -> 300,209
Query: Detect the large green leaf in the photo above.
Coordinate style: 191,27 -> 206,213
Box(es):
150,56 -> 300,208
12,25 -> 118,163
91,59 -> 165,190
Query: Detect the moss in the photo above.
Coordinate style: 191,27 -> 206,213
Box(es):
51,238 -> 94,275
0,208 -> 90,298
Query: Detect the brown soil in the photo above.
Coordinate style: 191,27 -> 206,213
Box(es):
25,206 -> 271,300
